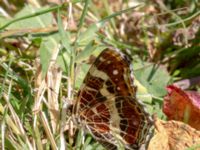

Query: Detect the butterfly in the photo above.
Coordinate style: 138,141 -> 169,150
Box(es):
73,48 -> 153,150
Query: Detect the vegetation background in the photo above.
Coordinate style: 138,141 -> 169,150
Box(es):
0,0 -> 200,149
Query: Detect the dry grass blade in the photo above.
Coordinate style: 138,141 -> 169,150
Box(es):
46,65 -> 62,133
3,90 -> 33,149
39,112 -> 57,150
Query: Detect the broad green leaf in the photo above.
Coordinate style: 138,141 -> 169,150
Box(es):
56,48 -> 70,73
134,63 -> 170,97
57,8 -> 71,55
82,135 -> 92,150
76,24 -> 99,46
75,63 -> 90,89
75,41 -> 95,63
153,101 -> 165,118
75,129 -> 84,150
0,17 -> 8,27
8,5 -> 53,29
135,78 -> 152,104
39,33 -> 60,76
75,45 -> 107,88
75,41 -> 106,63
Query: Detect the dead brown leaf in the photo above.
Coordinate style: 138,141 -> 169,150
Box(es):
148,117 -> 200,150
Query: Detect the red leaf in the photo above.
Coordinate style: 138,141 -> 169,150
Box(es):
163,85 -> 200,130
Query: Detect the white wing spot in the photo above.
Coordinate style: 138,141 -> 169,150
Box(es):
117,87 -> 121,91
113,69 -> 119,75
99,56 -> 105,62
107,60 -> 111,64
133,120 -> 139,126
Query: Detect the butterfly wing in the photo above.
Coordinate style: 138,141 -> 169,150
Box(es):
74,48 -> 153,149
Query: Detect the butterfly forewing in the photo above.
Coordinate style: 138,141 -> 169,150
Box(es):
74,48 -> 153,150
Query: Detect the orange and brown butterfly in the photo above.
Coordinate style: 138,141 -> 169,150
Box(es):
73,48 -> 153,150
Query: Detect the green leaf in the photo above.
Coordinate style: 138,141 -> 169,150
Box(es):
8,5 -> 53,29
76,24 -> 99,46
75,63 -> 90,89
57,8 -> 71,55
135,78 -> 152,104
75,41 -> 107,63
75,45 -> 107,88
39,33 -> 60,76
0,16 -> 8,27
134,63 -> 170,97
56,48 -> 70,73
98,6 -> 141,25
78,0 -> 90,29
75,41 -> 94,63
